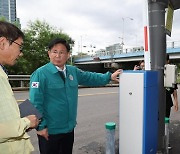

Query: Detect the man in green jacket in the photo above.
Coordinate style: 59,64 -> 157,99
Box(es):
29,38 -> 121,154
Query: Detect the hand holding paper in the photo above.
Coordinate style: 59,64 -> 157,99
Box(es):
26,115 -> 39,129
19,99 -> 42,119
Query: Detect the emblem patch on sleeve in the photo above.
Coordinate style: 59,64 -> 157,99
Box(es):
31,82 -> 39,88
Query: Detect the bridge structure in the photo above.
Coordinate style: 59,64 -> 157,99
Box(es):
74,46 -> 180,72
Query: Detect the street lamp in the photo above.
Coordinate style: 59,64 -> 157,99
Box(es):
80,35 -> 82,55
80,34 -> 87,57
118,36 -> 124,46
121,17 -> 134,46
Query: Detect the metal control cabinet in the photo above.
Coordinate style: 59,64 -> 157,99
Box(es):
119,71 -> 158,154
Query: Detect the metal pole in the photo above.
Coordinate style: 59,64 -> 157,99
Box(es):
20,81 -> 24,87
70,53 -> 73,65
122,18 -> 125,46
148,0 -> 168,153
105,122 -> 116,154
121,17 -> 133,46
80,36 -> 82,57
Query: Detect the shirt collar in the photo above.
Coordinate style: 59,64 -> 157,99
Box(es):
56,65 -> 66,77
56,65 -> 66,72
0,64 -> 8,75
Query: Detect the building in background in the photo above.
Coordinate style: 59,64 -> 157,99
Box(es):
106,43 -> 122,55
0,0 -> 17,23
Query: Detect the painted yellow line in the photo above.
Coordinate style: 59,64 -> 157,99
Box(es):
16,92 -> 118,102
78,92 -> 118,97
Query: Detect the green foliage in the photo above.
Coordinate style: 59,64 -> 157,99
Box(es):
0,16 -> 21,28
7,20 -> 74,75
0,16 -> 7,21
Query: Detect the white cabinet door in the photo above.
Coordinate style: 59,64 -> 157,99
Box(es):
119,72 -> 144,154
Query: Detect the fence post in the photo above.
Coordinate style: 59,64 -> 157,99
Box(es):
105,122 -> 116,154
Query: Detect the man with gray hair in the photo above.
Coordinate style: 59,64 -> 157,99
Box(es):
30,38 -> 121,154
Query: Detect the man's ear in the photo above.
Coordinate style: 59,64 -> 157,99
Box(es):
0,37 -> 5,50
67,52 -> 71,59
48,50 -> 50,56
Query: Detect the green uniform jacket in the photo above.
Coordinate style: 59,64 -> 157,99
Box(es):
29,62 -> 111,134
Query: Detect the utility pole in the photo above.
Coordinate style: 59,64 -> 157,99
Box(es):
148,0 -> 168,153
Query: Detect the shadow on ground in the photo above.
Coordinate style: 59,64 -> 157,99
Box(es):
169,120 -> 180,154
75,139 -> 120,154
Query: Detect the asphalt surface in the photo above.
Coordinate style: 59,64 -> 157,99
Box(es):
168,107 -> 180,154
14,86 -> 180,154
15,87 -> 119,154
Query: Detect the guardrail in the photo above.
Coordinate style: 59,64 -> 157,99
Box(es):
8,75 -> 30,87
8,74 -> 180,89
9,75 -> 119,91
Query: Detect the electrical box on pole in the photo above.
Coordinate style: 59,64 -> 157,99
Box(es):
164,64 -> 177,88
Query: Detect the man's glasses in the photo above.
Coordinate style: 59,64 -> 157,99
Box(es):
51,50 -> 68,55
7,39 -> 23,52
12,41 -> 23,52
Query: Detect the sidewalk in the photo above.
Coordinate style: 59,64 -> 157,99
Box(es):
169,108 -> 180,154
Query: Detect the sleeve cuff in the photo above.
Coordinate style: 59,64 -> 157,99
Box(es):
107,72 -> 112,81
36,119 -> 47,131
22,117 -> 31,129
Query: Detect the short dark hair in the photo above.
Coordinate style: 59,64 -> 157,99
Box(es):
166,54 -> 169,61
48,38 -> 70,52
0,21 -> 24,42
139,60 -> 144,66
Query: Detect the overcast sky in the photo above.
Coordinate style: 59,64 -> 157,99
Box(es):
16,0 -> 180,54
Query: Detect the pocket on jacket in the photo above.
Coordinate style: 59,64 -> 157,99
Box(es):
69,80 -> 78,87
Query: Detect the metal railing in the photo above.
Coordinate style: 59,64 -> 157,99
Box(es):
8,72 -> 180,89
8,75 -> 30,87
8,75 -> 118,90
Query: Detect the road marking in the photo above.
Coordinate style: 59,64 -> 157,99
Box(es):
78,92 -> 118,97
16,92 -> 118,102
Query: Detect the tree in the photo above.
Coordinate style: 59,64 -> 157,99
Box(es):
0,16 -> 7,21
7,20 -> 74,75
0,16 -> 21,28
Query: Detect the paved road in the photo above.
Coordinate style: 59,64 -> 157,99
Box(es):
15,87 -> 119,154
14,86 -> 180,154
